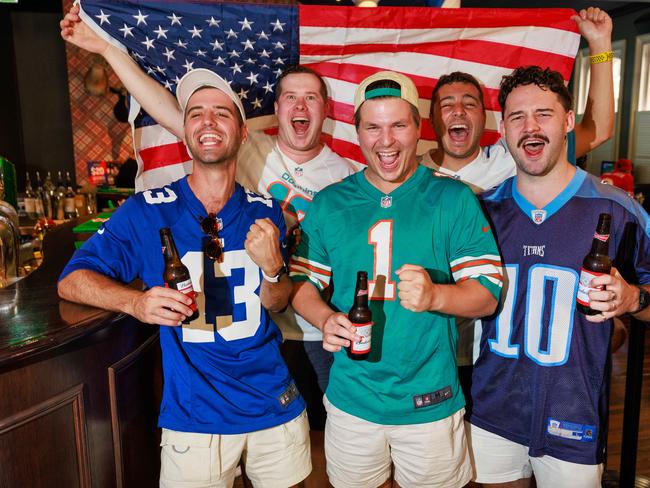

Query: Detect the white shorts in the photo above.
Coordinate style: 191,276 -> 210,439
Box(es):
467,422 -> 603,488
159,411 -> 311,488
324,396 -> 472,488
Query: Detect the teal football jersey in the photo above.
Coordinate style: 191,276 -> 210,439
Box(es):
291,165 -> 502,424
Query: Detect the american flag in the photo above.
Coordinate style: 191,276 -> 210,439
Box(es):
79,1 -> 581,191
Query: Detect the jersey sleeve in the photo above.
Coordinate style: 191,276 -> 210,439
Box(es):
236,130 -> 275,194
288,194 -> 331,291
447,185 -> 503,301
59,196 -> 144,284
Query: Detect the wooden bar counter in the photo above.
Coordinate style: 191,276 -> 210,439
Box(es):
0,220 -> 162,488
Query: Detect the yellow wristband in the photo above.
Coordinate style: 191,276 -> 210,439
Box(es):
590,51 -> 614,64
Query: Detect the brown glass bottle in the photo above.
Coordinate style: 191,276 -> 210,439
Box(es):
347,271 -> 373,360
160,227 -> 199,322
576,213 -> 612,315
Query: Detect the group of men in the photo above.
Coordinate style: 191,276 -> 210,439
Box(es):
58,4 -> 650,488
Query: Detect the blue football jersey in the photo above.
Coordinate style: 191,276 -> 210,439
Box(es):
60,177 -> 304,435
471,168 -> 650,465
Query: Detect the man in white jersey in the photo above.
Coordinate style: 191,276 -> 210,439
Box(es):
61,6 -> 359,401
420,6 -> 614,403
422,8 -> 613,193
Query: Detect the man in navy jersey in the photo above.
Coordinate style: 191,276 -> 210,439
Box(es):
469,66 -> 650,487
58,70 -> 311,488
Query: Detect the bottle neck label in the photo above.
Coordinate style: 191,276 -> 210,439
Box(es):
594,232 -> 609,243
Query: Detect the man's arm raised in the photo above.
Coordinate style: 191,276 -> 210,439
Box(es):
572,7 -> 615,157
60,3 -> 184,138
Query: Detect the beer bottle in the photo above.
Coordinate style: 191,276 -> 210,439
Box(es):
160,228 -> 199,323
347,271 -> 373,360
576,213 -> 612,315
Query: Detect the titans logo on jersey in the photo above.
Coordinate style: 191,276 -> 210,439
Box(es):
471,168 -> 650,465
60,177 -> 304,435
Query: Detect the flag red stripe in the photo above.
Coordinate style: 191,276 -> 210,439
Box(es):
312,62 -> 503,113
301,40 -> 574,77
299,5 -> 579,31
139,141 -> 190,172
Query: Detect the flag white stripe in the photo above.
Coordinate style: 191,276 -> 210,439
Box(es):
301,25 -> 579,59
303,51 -> 517,89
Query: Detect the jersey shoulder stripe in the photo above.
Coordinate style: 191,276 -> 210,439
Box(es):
576,173 -> 650,237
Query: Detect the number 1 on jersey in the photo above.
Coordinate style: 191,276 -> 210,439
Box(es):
368,220 -> 396,300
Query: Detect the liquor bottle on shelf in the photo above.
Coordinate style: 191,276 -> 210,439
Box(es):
54,171 -> 66,220
34,171 -> 45,218
64,172 -> 77,220
24,172 -> 37,219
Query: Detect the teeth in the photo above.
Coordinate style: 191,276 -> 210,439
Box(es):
450,124 -> 468,130
292,117 -> 308,123
378,151 -> 398,158
199,133 -> 222,144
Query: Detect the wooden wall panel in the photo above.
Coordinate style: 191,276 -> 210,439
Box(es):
0,384 -> 90,488
109,333 -> 162,488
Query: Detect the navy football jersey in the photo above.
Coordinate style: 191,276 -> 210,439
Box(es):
60,177 -> 304,435
471,168 -> 650,464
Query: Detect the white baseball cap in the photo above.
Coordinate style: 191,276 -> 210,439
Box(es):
175,68 -> 246,123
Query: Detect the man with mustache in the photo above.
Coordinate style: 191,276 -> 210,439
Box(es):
61,4 -> 360,400
468,65 -> 650,488
422,7 -> 614,404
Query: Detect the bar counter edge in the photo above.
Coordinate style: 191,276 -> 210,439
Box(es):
0,219 -> 162,488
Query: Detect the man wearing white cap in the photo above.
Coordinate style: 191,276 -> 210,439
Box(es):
290,70 -> 502,488
61,6 -> 360,402
58,70 -> 311,488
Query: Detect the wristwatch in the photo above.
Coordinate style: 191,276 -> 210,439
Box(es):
631,287 -> 650,315
261,264 -> 288,283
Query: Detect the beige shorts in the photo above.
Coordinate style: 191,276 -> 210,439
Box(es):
159,410 -> 311,488
324,396 -> 472,488
467,422 -> 603,487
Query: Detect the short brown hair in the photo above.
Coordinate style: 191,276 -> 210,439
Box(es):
498,66 -> 572,116
354,79 -> 421,129
430,72 -> 484,118
275,65 -> 328,103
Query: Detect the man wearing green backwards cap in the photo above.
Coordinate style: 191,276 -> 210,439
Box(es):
290,70 -> 503,488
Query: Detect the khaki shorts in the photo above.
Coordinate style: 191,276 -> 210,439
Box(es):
467,422 -> 603,487
324,396 -> 472,488
159,410 -> 311,488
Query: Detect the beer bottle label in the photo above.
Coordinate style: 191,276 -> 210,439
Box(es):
350,321 -> 373,354
576,268 -> 606,307
170,278 -> 198,312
